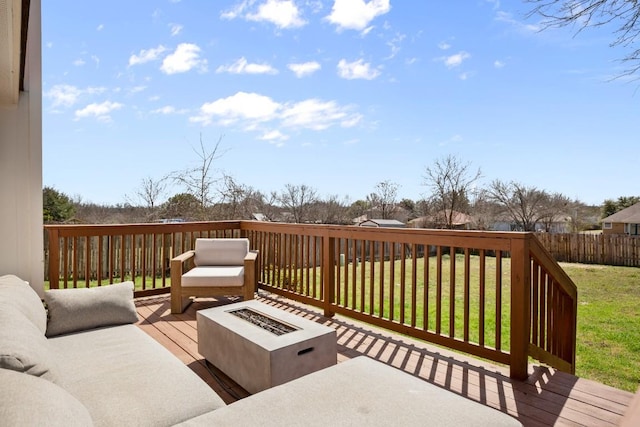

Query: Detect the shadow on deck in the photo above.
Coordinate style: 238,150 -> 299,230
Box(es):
135,292 -> 633,427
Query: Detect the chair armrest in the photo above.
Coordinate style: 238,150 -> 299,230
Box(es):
171,250 -> 195,282
244,250 -> 258,263
172,250 -> 196,265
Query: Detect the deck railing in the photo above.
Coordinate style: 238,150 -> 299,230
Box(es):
44,221 -> 577,379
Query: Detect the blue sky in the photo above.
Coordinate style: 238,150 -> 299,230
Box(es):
42,0 -> 638,207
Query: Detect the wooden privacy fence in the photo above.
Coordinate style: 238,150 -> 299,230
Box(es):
44,221 -> 577,379
535,233 -> 640,267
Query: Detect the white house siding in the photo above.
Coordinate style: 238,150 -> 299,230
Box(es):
0,0 -> 43,295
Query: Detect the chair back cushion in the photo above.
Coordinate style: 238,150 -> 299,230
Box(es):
194,238 -> 249,266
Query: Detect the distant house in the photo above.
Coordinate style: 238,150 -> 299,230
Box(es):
358,219 -> 405,228
601,202 -> 640,235
408,211 -> 472,230
252,213 -> 269,222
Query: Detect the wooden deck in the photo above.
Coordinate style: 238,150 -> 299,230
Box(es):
135,292 -> 634,427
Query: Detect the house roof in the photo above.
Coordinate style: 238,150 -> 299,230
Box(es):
601,202 -> 640,224
409,211 -> 473,226
358,219 -> 405,228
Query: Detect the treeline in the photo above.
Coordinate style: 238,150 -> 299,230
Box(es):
44,147 -> 636,232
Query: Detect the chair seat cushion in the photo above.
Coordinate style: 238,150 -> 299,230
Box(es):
182,266 -> 245,287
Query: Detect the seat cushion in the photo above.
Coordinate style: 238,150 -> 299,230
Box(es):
182,266 -> 245,287
0,368 -> 94,427
194,238 -> 249,266
49,324 -> 226,426
44,282 -> 139,337
176,356 -> 522,427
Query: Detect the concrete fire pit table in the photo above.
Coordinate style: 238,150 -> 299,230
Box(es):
197,300 -> 337,394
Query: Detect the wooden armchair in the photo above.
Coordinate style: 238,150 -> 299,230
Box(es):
170,238 -> 257,314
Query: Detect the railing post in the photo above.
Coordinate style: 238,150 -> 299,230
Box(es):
47,227 -> 60,290
510,235 -> 531,380
322,233 -> 335,318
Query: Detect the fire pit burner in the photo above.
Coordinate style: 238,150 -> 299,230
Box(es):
228,308 -> 298,336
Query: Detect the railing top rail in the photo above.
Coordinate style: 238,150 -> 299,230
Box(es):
44,221 -> 242,237
528,234 -> 578,299
240,221 -> 531,250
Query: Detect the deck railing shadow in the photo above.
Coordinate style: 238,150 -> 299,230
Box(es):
257,292 -> 579,427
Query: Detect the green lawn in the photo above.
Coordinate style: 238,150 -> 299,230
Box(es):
560,263 -> 640,392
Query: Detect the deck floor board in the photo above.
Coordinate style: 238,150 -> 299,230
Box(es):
134,292 -> 634,427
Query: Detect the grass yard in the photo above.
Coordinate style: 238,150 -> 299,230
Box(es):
560,263 -> 640,392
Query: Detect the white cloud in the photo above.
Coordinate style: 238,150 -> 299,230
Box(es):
385,33 -> 405,59
247,0 -> 306,28
494,60 -> 506,68
325,0 -> 390,32
438,41 -> 451,50
260,129 -> 290,146
223,0 -> 306,29
216,57 -> 278,75
74,101 -> 123,122
190,92 -> 281,125
96,24 -> 104,31
495,11 -> 539,33
439,51 -> 471,69
73,59 -> 85,66
161,43 -> 208,74
189,91 -> 362,132
288,61 -> 321,77
129,86 -> 147,94
337,59 -> 381,80
45,84 -> 107,108
151,105 -> 187,114
169,23 -> 183,36
129,45 -> 167,66
221,1 -> 250,20
281,99 -> 361,130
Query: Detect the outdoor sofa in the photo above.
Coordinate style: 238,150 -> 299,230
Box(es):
0,274 -> 521,426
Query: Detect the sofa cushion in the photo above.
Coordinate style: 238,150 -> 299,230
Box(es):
176,356 -> 521,427
194,238 -> 249,266
0,305 -> 60,382
181,266 -> 245,287
44,282 -> 138,337
49,324 -> 226,426
0,368 -> 93,426
0,274 -> 47,334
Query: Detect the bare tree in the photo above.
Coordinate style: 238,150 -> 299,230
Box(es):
253,190 -> 280,222
126,176 -> 168,221
538,192 -> 572,232
313,194 -> 350,224
278,184 -> 318,223
367,180 -> 399,219
423,155 -> 481,229
214,175 -> 260,220
171,134 -> 225,219
526,0 -> 640,78
487,180 -> 552,231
